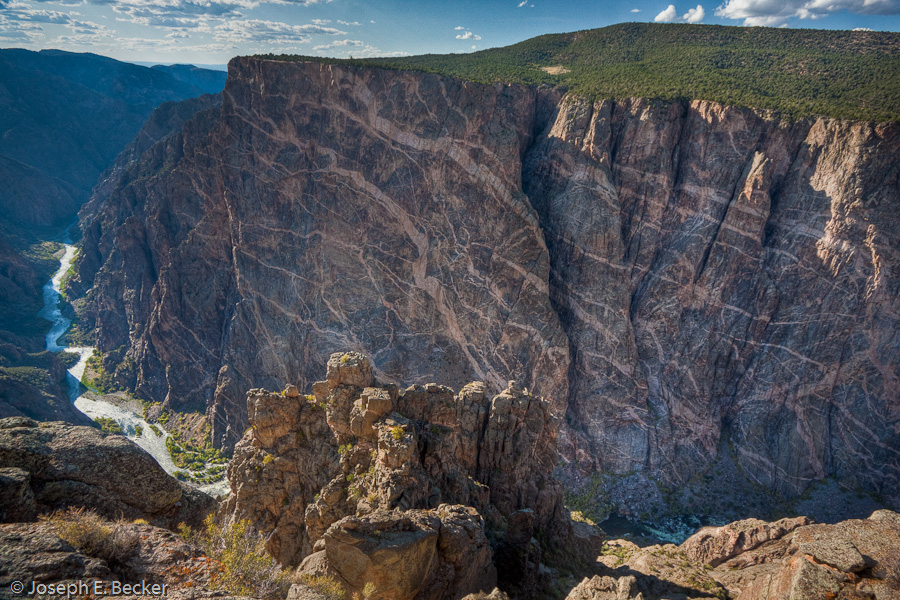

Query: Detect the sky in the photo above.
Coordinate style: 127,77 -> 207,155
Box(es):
1,0 -> 899,66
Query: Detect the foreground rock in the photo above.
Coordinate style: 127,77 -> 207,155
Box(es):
0,417 -> 214,527
680,516 -> 811,567
223,353 -> 599,599
0,520 -> 249,600
716,510 -> 900,600
570,510 -> 900,600
295,506 -> 496,600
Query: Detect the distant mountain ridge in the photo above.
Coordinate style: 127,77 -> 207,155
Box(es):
0,48 -> 226,237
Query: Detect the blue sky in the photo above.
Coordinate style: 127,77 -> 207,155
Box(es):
1,0 -> 899,65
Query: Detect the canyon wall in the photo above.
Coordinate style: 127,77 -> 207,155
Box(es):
77,58 -> 900,511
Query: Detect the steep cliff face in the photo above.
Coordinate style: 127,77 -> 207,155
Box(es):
78,58 -> 900,512
527,96 -> 900,505
79,58 -> 570,444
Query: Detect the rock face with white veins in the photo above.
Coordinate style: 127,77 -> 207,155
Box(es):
77,58 -> 900,514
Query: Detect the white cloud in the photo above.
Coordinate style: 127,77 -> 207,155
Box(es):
654,4 -> 678,21
471,44 -> 476,48
853,26 -> 874,30
456,30 -> 481,40
312,38 -> 407,57
518,1 -> 527,6
311,18 -> 330,24
107,0 -> 261,28
312,38 -> 365,49
683,4 -> 705,22
68,18 -> 111,33
454,25 -> 465,30
9,7 -> 72,24
337,20 -> 360,26
631,7 -> 642,12
715,0 -> 900,26
0,14 -> 43,41
210,19 -> 341,45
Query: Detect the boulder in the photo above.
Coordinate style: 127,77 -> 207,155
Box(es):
0,417 -> 214,527
296,506 -> 497,600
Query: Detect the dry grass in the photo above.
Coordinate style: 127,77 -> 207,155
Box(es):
297,574 -> 346,600
41,507 -> 139,564
192,515 -> 291,599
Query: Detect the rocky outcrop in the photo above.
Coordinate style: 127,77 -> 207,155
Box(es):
680,516 -> 811,567
572,511 -> 900,600
223,353 -> 587,598
711,510 -> 900,600
296,506 -> 496,600
77,57 -> 900,515
0,519 -> 250,600
0,417 -> 214,527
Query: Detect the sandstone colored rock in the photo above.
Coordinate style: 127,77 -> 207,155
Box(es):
297,506 -> 497,600
462,590 -> 510,600
705,511 -> 900,600
223,354 -> 586,598
565,575 -> 643,600
680,516 -> 811,567
220,388 -> 338,565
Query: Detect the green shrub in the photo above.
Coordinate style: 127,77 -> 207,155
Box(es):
94,417 -> 123,434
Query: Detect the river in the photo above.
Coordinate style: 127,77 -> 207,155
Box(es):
41,239 -> 229,497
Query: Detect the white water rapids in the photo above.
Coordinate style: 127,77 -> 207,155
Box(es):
41,240 -> 229,496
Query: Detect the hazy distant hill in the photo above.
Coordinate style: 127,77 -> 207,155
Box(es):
0,48 -> 226,238
266,23 -> 900,122
152,64 -> 228,96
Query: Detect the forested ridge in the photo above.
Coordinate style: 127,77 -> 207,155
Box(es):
261,23 -> 900,122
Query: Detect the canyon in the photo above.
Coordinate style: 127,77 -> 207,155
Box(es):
74,55 -> 900,522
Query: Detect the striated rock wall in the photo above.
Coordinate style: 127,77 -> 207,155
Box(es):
78,57 -> 900,511
526,95 -> 900,506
